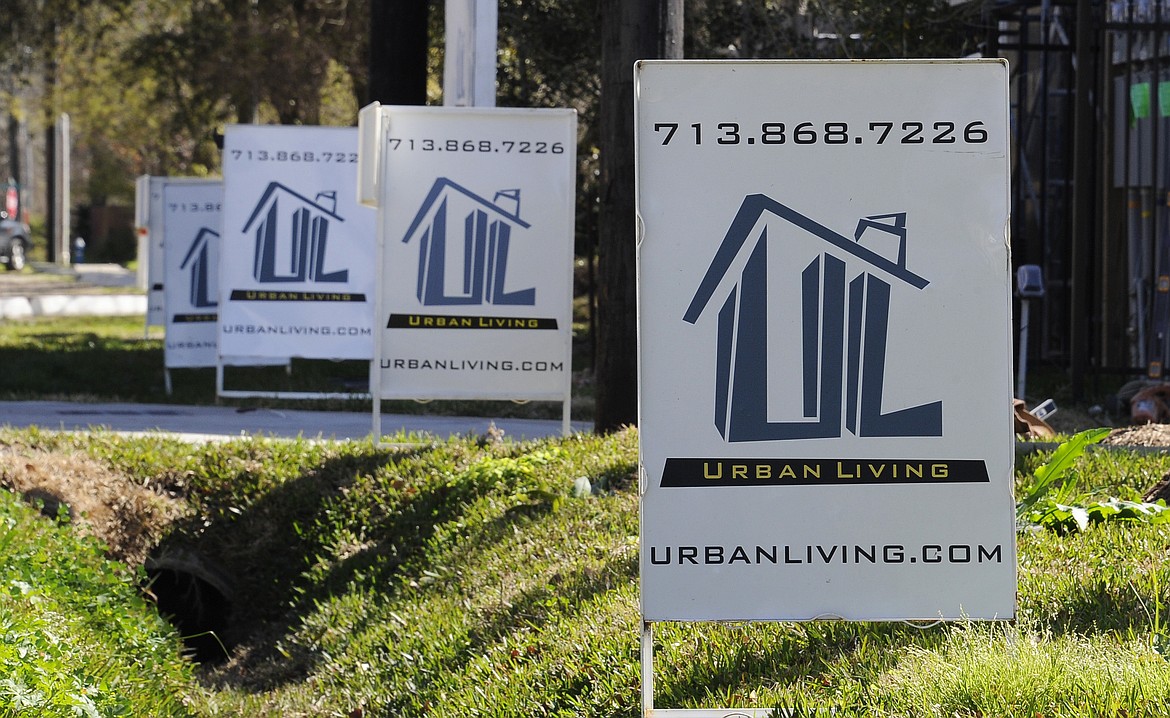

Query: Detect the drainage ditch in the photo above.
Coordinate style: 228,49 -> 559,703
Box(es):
143,552 -> 236,664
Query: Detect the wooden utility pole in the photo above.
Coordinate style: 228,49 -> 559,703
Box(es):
594,0 -> 683,433
369,0 -> 429,105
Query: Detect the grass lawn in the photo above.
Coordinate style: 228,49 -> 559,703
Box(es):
3,315 -> 1170,716
0,314 -> 594,419
1,423 -> 1170,716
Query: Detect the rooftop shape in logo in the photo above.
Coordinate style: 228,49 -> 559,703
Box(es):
402,178 -> 530,244
684,195 -> 929,325
179,228 -> 220,270
241,182 -> 345,233
854,212 -> 908,268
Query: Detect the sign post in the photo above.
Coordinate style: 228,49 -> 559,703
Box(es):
134,175 -> 168,335
635,59 -> 1015,716
358,103 -> 577,441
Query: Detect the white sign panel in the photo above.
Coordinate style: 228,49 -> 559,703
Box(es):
372,106 -> 576,400
219,125 -> 376,360
162,181 -> 222,368
637,60 -> 1015,622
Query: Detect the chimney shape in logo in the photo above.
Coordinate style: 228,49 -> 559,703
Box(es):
854,212 -> 908,268
684,195 -> 942,443
243,182 -> 349,284
315,190 -> 338,215
402,178 -> 536,307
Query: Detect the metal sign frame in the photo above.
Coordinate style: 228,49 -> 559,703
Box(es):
635,58 -> 1015,716
134,175 -> 171,334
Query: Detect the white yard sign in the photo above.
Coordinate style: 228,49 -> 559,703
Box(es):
162,181 -> 223,369
636,60 -> 1016,624
219,125 -> 376,362
361,105 -> 577,406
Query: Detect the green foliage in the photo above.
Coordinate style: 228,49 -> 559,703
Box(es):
0,315 -> 167,403
1031,497 -> 1170,535
1018,428 -> 1170,533
0,491 -> 197,717
1017,427 -> 1111,522
685,0 -> 982,61
829,0 -> 983,58
0,314 -> 593,417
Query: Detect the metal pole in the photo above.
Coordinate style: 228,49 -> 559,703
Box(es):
1017,299 -> 1031,399
443,0 -> 498,107
1069,0 -> 1095,397
641,621 -> 654,715
57,113 -> 71,267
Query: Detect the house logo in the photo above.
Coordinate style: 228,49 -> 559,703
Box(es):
683,194 -> 942,443
242,182 -> 348,284
401,177 -> 535,307
172,227 -> 218,323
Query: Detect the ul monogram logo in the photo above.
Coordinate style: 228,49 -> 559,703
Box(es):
685,195 -> 942,442
243,182 -> 349,284
402,178 -> 535,307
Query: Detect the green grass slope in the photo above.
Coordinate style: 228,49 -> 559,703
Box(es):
5,427 -> 1170,716
0,489 -> 196,717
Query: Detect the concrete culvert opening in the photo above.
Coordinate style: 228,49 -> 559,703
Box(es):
144,553 -> 236,664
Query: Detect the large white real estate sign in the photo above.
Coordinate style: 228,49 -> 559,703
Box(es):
636,60 -> 1016,622
362,105 -> 577,402
219,125 -> 376,361
162,180 -> 222,368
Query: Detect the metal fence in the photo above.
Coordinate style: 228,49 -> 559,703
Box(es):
988,0 -> 1169,398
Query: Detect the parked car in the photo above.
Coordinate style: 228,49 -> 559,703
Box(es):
0,211 -> 29,271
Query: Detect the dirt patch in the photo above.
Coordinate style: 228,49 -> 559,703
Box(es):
1101,424 -> 1170,448
0,444 -> 187,565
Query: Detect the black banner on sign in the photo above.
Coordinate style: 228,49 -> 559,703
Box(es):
387,313 -> 558,330
229,290 -> 366,302
660,458 -> 991,487
171,313 -> 218,323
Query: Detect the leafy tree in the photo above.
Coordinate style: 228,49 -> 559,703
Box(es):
125,0 -> 364,128
54,2 -> 200,201
497,0 -> 601,258
686,0 -> 821,59
826,0 -> 983,59
686,0 -> 982,61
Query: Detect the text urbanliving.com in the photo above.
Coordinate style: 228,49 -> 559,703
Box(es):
382,358 -> 565,373
222,324 -> 371,337
648,543 -> 1004,566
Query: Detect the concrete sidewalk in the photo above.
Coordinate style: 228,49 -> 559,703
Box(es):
0,263 -> 145,319
0,400 -> 589,442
